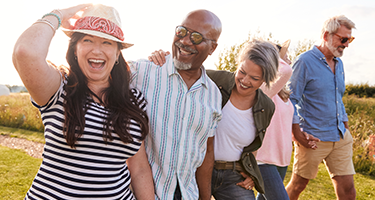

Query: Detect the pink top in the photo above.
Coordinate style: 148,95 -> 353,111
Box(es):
256,59 -> 294,167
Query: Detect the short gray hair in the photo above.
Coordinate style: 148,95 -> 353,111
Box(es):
236,39 -> 279,88
321,15 -> 356,38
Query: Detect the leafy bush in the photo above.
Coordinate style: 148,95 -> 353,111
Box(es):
215,30 -> 315,72
346,83 -> 375,98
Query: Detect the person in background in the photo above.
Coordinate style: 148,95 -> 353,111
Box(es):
148,39 -> 279,200
285,15 -> 356,200
129,9 -> 222,200
13,4 -> 154,199
255,40 -> 293,200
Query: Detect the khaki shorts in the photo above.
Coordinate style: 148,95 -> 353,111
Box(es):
293,130 -> 356,179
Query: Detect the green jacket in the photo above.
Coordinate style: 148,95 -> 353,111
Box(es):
207,69 -> 275,194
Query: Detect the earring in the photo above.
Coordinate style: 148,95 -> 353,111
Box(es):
115,60 -> 119,65
74,56 -> 77,60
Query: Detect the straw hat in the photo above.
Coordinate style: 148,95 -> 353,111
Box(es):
278,39 -> 291,59
63,4 -> 133,49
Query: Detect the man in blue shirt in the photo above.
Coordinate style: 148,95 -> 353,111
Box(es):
286,15 -> 356,200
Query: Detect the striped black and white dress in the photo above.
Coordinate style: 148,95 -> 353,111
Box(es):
25,80 -> 146,200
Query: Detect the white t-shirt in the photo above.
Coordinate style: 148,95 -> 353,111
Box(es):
214,100 -> 256,161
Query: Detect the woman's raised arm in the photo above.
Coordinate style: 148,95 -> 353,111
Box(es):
12,4 -> 90,105
260,59 -> 292,98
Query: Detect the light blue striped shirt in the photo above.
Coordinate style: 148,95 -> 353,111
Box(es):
129,55 -> 222,200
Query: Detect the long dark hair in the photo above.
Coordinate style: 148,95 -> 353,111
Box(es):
63,32 -> 149,148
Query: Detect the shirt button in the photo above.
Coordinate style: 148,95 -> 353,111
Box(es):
336,101 -> 338,104
337,114 -> 339,116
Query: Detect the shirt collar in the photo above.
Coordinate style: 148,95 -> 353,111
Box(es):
311,45 -> 338,62
167,55 -> 208,89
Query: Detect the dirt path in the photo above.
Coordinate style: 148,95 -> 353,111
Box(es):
0,135 -> 43,158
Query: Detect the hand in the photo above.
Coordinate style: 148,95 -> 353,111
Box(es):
59,4 -> 92,30
236,172 -> 255,190
148,49 -> 170,66
302,131 -> 320,149
292,124 -> 320,149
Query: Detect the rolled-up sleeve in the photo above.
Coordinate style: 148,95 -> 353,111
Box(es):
289,58 -> 308,124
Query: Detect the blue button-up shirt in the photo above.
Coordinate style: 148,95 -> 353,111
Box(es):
289,46 -> 348,142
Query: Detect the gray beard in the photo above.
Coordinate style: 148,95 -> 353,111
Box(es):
327,37 -> 343,57
173,57 -> 192,70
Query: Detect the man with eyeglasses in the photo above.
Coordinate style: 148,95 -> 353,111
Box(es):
286,15 -> 356,200
129,10 -> 222,200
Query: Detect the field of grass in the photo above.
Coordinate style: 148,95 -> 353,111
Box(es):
2,93 -> 374,175
0,146 -> 42,200
344,95 -> 375,176
0,125 -> 44,143
1,93 -> 375,199
0,94 -> 44,132
2,142 -> 374,200
283,157 -> 375,199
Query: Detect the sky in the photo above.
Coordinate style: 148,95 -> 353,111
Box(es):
1,0 -> 375,86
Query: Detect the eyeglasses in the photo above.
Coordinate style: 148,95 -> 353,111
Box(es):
334,33 -> 355,44
276,44 -> 282,51
175,26 -> 216,45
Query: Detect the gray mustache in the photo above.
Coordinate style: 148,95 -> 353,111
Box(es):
175,42 -> 198,54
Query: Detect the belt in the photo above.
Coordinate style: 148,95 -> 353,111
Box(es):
214,161 -> 243,171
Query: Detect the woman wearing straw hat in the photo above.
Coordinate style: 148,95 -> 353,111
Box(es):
255,40 -> 294,200
13,4 -> 154,199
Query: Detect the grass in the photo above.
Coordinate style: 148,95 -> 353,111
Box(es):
2,93 -> 375,175
1,141 -> 374,200
344,95 -> 375,176
283,159 -> 375,199
0,94 -> 44,132
1,93 -> 375,199
0,125 -> 44,143
0,146 -> 42,200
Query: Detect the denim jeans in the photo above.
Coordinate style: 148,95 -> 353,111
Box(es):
256,164 -> 290,200
211,168 -> 255,200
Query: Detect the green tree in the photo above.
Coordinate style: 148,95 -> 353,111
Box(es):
288,39 -> 315,62
215,30 -> 315,72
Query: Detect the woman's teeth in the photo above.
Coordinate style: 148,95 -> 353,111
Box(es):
88,59 -> 105,69
240,82 -> 249,89
89,59 -> 105,63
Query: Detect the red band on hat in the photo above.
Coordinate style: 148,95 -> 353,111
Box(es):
73,16 -> 124,41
